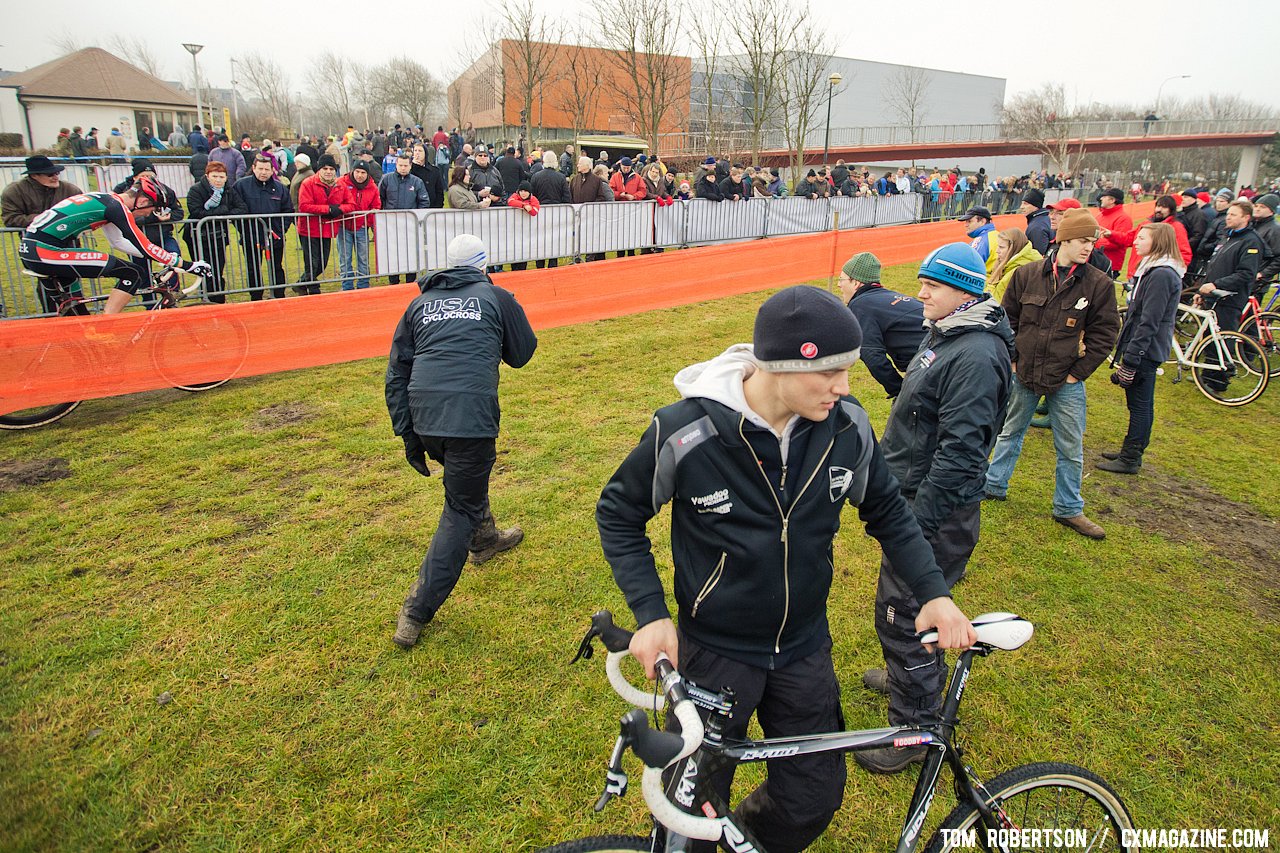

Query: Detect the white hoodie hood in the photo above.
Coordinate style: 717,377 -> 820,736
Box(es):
673,343 -> 801,443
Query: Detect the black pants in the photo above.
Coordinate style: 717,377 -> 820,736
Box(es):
874,501 -> 980,727
1119,360 -> 1160,459
186,227 -> 230,303
241,236 -> 286,300
533,257 -> 559,269
298,235 -> 332,295
1204,294 -> 1247,385
672,632 -> 845,853
402,436 -> 496,623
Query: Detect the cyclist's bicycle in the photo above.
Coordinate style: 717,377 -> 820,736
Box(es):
539,611 -> 1136,853
1236,292 -> 1280,379
0,269 -> 249,429
1118,289 -> 1269,406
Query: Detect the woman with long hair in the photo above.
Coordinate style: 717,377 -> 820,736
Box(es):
446,166 -> 490,210
1098,221 -> 1184,474
986,228 -> 1042,301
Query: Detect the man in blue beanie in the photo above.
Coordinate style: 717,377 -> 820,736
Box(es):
598,285 -> 975,851
857,244 -> 1013,774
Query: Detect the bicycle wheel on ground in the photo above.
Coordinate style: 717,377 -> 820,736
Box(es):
1190,331 -> 1269,406
0,298 -> 88,429
537,835 -> 655,853
1239,311 -> 1280,377
925,762 -> 1136,853
150,304 -> 250,392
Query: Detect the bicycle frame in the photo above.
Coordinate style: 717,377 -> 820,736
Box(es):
1167,302 -> 1232,374
659,648 -> 995,853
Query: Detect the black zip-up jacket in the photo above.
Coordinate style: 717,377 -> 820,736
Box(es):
845,285 -> 927,398
694,175 -> 723,202
1177,206 -> 1207,256
1251,215 -> 1280,286
410,162 -> 447,209
1114,261 -> 1182,368
1203,225 -> 1264,305
597,349 -> 950,670
880,299 -> 1013,539
1199,210 -> 1228,260
1025,207 -> 1052,254
185,178 -> 248,245
385,266 -> 537,439
530,167 -> 569,204
232,175 -> 294,244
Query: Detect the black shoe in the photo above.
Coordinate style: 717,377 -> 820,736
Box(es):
468,513 -> 525,564
862,668 -> 889,696
983,491 -> 1007,501
854,745 -> 927,775
1101,449 -> 1123,460
1096,457 -> 1141,474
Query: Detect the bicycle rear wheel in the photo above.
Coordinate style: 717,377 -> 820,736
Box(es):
1239,311 -> 1280,378
537,835 -> 655,852
925,762 -> 1136,853
1190,331 -> 1269,406
0,299 -> 88,429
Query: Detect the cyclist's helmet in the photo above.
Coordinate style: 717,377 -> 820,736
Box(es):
132,175 -> 163,206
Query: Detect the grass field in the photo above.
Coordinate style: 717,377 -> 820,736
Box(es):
2,261 -> 1278,851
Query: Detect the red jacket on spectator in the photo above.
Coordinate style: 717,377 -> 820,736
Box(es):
337,173 -> 381,229
609,170 -> 648,200
507,191 -> 540,215
1093,205 -> 1135,272
1109,215 -> 1193,277
297,175 -> 355,238
432,130 -> 449,150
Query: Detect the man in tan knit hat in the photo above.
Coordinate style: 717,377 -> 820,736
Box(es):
985,208 -> 1121,540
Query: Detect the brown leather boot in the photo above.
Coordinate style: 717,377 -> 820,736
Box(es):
1053,513 -> 1106,540
468,513 -> 524,564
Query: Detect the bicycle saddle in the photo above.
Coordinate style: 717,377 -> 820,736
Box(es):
919,612 -> 1034,651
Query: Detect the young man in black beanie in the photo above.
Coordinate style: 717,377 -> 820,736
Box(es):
597,286 -> 975,853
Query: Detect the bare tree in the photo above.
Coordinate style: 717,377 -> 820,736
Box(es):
883,65 -> 931,143
499,0 -> 562,145
305,52 -> 358,134
688,14 -> 733,158
594,0 -> 690,148
237,53 -> 293,127
49,30 -> 86,56
372,57 -> 445,129
725,0 -> 792,163
108,35 -> 165,78
1002,82 -> 1087,175
777,23 -> 837,189
556,41 -> 604,143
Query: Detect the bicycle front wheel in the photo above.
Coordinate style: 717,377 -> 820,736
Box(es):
925,762 -> 1136,853
537,835 -> 655,853
151,306 -> 250,392
1239,311 -> 1280,378
0,400 -> 82,430
1190,331 -> 1269,406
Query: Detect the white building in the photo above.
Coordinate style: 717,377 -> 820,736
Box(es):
0,48 -> 198,151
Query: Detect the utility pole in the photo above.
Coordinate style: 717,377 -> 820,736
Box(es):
182,44 -> 204,131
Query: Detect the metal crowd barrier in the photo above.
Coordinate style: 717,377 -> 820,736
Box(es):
1,187 -> 1092,319
96,162 -> 198,197
0,164 -> 95,195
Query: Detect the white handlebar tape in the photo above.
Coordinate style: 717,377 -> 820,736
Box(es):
606,651 -> 665,711
642,767 -> 723,841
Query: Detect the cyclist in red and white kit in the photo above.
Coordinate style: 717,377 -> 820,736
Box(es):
19,175 -> 210,314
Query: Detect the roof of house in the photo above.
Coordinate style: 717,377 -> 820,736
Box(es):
0,48 -> 196,108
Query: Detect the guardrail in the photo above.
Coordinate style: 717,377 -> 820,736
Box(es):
1,187 -> 1088,319
656,118 -> 1280,158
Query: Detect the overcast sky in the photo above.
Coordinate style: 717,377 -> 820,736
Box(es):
4,0 -> 1279,112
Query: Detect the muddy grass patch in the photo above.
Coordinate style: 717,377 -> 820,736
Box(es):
249,403 -> 317,431
0,458 -> 71,492
1092,460 -> 1280,619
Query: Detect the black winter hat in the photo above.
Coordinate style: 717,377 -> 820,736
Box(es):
1022,188 -> 1045,208
1100,188 -> 1125,203
316,154 -> 339,171
518,180 -> 533,193
753,286 -> 863,372
131,158 -> 154,175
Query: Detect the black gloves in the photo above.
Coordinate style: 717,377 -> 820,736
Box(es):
328,204 -> 343,217
403,433 -> 430,477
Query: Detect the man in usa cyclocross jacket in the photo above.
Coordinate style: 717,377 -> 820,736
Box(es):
597,286 -> 974,853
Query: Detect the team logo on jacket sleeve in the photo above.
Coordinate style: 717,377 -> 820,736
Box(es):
829,466 -> 854,502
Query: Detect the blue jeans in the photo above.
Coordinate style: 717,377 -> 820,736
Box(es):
985,376 -> 1087,518
338,228 -> 370,290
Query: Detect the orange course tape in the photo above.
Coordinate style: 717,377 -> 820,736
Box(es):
0,203 -> 1153,415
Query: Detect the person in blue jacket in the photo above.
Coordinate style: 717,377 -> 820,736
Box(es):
386,234 -> 538,649
838,251 -> 926,398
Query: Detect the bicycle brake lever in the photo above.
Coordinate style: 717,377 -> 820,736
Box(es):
571,626 -> 597,665
593,734 -> 630,812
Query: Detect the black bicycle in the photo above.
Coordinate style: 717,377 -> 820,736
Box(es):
1,269 -> 249,430
539,612 -> 1137,853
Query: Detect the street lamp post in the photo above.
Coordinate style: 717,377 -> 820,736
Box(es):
1154,74 -> 1190,116
823,71 -> 843,168
182,44 -> 204,134
229,57 -> 239,126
